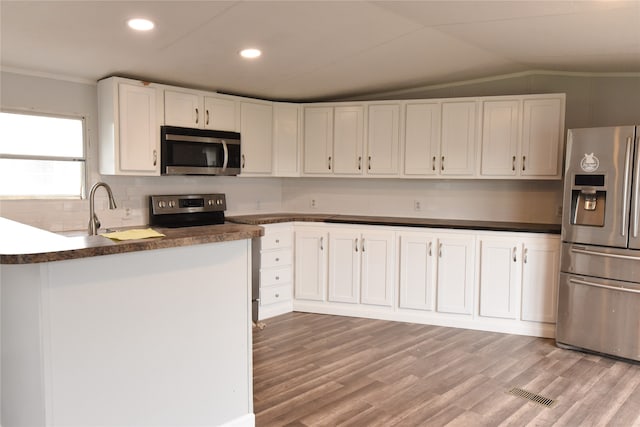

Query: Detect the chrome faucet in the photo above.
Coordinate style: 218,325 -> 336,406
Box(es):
88,182 -> 117,235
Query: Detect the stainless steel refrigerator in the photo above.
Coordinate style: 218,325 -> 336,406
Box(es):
557,125 -> 640,361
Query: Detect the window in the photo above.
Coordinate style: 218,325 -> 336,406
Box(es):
0,111 -> 86,199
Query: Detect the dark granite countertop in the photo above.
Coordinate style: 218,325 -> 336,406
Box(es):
0,217 -> 263,265
227,213 -> 561,234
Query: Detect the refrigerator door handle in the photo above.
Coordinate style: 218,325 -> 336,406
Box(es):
571,245 -> 640,261
569,277 -> 640,295
633,134 -> 640,238
622,137 -> 632,237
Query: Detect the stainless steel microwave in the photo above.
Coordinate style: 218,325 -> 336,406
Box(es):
160,126 -> 241,176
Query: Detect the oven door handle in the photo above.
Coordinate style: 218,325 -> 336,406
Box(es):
222,140 -> 229,171
571,246 -> 640,261
569,277 -> 640,295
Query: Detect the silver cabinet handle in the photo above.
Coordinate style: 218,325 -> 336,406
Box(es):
275,239 -> 279,244
522,155 -> 526,171
241,154 -> 246,169
355,238 -> 359,252
571,246 -> 640,261
328,156 -> 332,170
439,243 -> 443,258
368,156 -> 372,170
622,136 -> 632,237
320,237 -> 324,251
432,156 -> 436,171
512,155 -> 516,171
441,156 -> 445,171
428,241 -> 432,256
275,293 -> 280,298
206,109 -> 210,126
569,277 -> 640,295
195,107 -> 199,124
275,257 -> 280,262
523,247 -> 528,264
153,149 -> 157,166
361,238 -> 365,252
358,156 -> 362,170
275,275 -> 280,281
512,246 -> 517,262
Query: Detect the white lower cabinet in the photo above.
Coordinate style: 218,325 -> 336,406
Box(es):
478,234 -> 560,324
258,224 -> 294,320
294,228 -> 328,301
435,235 -> 476,315
289,223 -> 559,338
328,228 -> 395,306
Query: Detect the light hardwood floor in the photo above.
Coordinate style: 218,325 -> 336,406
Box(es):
253,312 -> 640,427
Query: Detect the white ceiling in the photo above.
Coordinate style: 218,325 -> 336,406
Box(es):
1,1 -> 639,101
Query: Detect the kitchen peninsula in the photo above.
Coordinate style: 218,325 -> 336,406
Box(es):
0,217 -> 262,427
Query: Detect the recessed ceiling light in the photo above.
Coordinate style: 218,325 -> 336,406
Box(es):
240,48 -> 262,59
127,18 -> 155,31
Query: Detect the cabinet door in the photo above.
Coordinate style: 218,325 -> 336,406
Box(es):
118,83 -> 159,174
480,100 -> 520,177
328,231 -> 360,303
478,237 -> 520,319
440,101 -> 477,176
240,102 -> 273,174
367,104 -> 400,175
521,237 -> 560,323
436,235 -> 475,315
404,103 -> 440,176
164,90 -> 201,127
333,106 -> 364,175
521,98 -> 563,177
399,233 -> 436,311
294,230 -> 327,301
273,103 -> 300,177
360,231 -> 395,306
303,107 -> 334,174
204,97 -> 237,132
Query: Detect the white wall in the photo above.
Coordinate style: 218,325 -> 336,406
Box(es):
0,71 -> 283,231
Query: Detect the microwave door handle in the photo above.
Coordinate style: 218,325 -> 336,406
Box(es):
622,136 -> 632,237
221,140 -> 229,171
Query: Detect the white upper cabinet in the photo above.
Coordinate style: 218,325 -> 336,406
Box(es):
480,99 -> 520,177
273,103 -> 301,177
98,77 -> 162,176
480,95 -> 565,179
367,104 -> 400,175
164,89 -> 239,132
303,107 -> 334,175
521,97 -> 564,178
440,101 -> 478,176
240,101 -> 273,175
404,103 -> 441,176
333,106 -> 364,175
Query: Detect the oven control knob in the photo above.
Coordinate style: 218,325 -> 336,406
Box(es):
208,200 -> 213,206
159,201 -> 166,208
217,199 -> 223,205
169,200 -> 175,208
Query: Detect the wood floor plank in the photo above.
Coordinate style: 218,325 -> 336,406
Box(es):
253,313 -> 640,427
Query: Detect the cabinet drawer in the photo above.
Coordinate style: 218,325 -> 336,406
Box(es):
260,267 -> 292,287
260,284 -> 292,306
261,249 -> 292,268
262,232 -> 293,250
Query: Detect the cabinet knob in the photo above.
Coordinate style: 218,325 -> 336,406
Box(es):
275,276 -> 280,280
275,293 -> 280,298
275,257 -> 280,262
275,239 -> 280,244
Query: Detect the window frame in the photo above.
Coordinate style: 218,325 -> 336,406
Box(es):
0,108 -> 88,200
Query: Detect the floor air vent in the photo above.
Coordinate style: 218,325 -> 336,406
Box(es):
507,387 -> 557,408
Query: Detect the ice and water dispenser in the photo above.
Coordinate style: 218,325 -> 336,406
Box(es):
569,174 -> 606,227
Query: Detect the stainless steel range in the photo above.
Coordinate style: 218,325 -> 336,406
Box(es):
149,194 -> 226,228
557,126 -> 640,362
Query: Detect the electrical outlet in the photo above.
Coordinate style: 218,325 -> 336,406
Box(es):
556,205 -> 563,217
414,200 -> 422,211
310,199 -> 317,209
